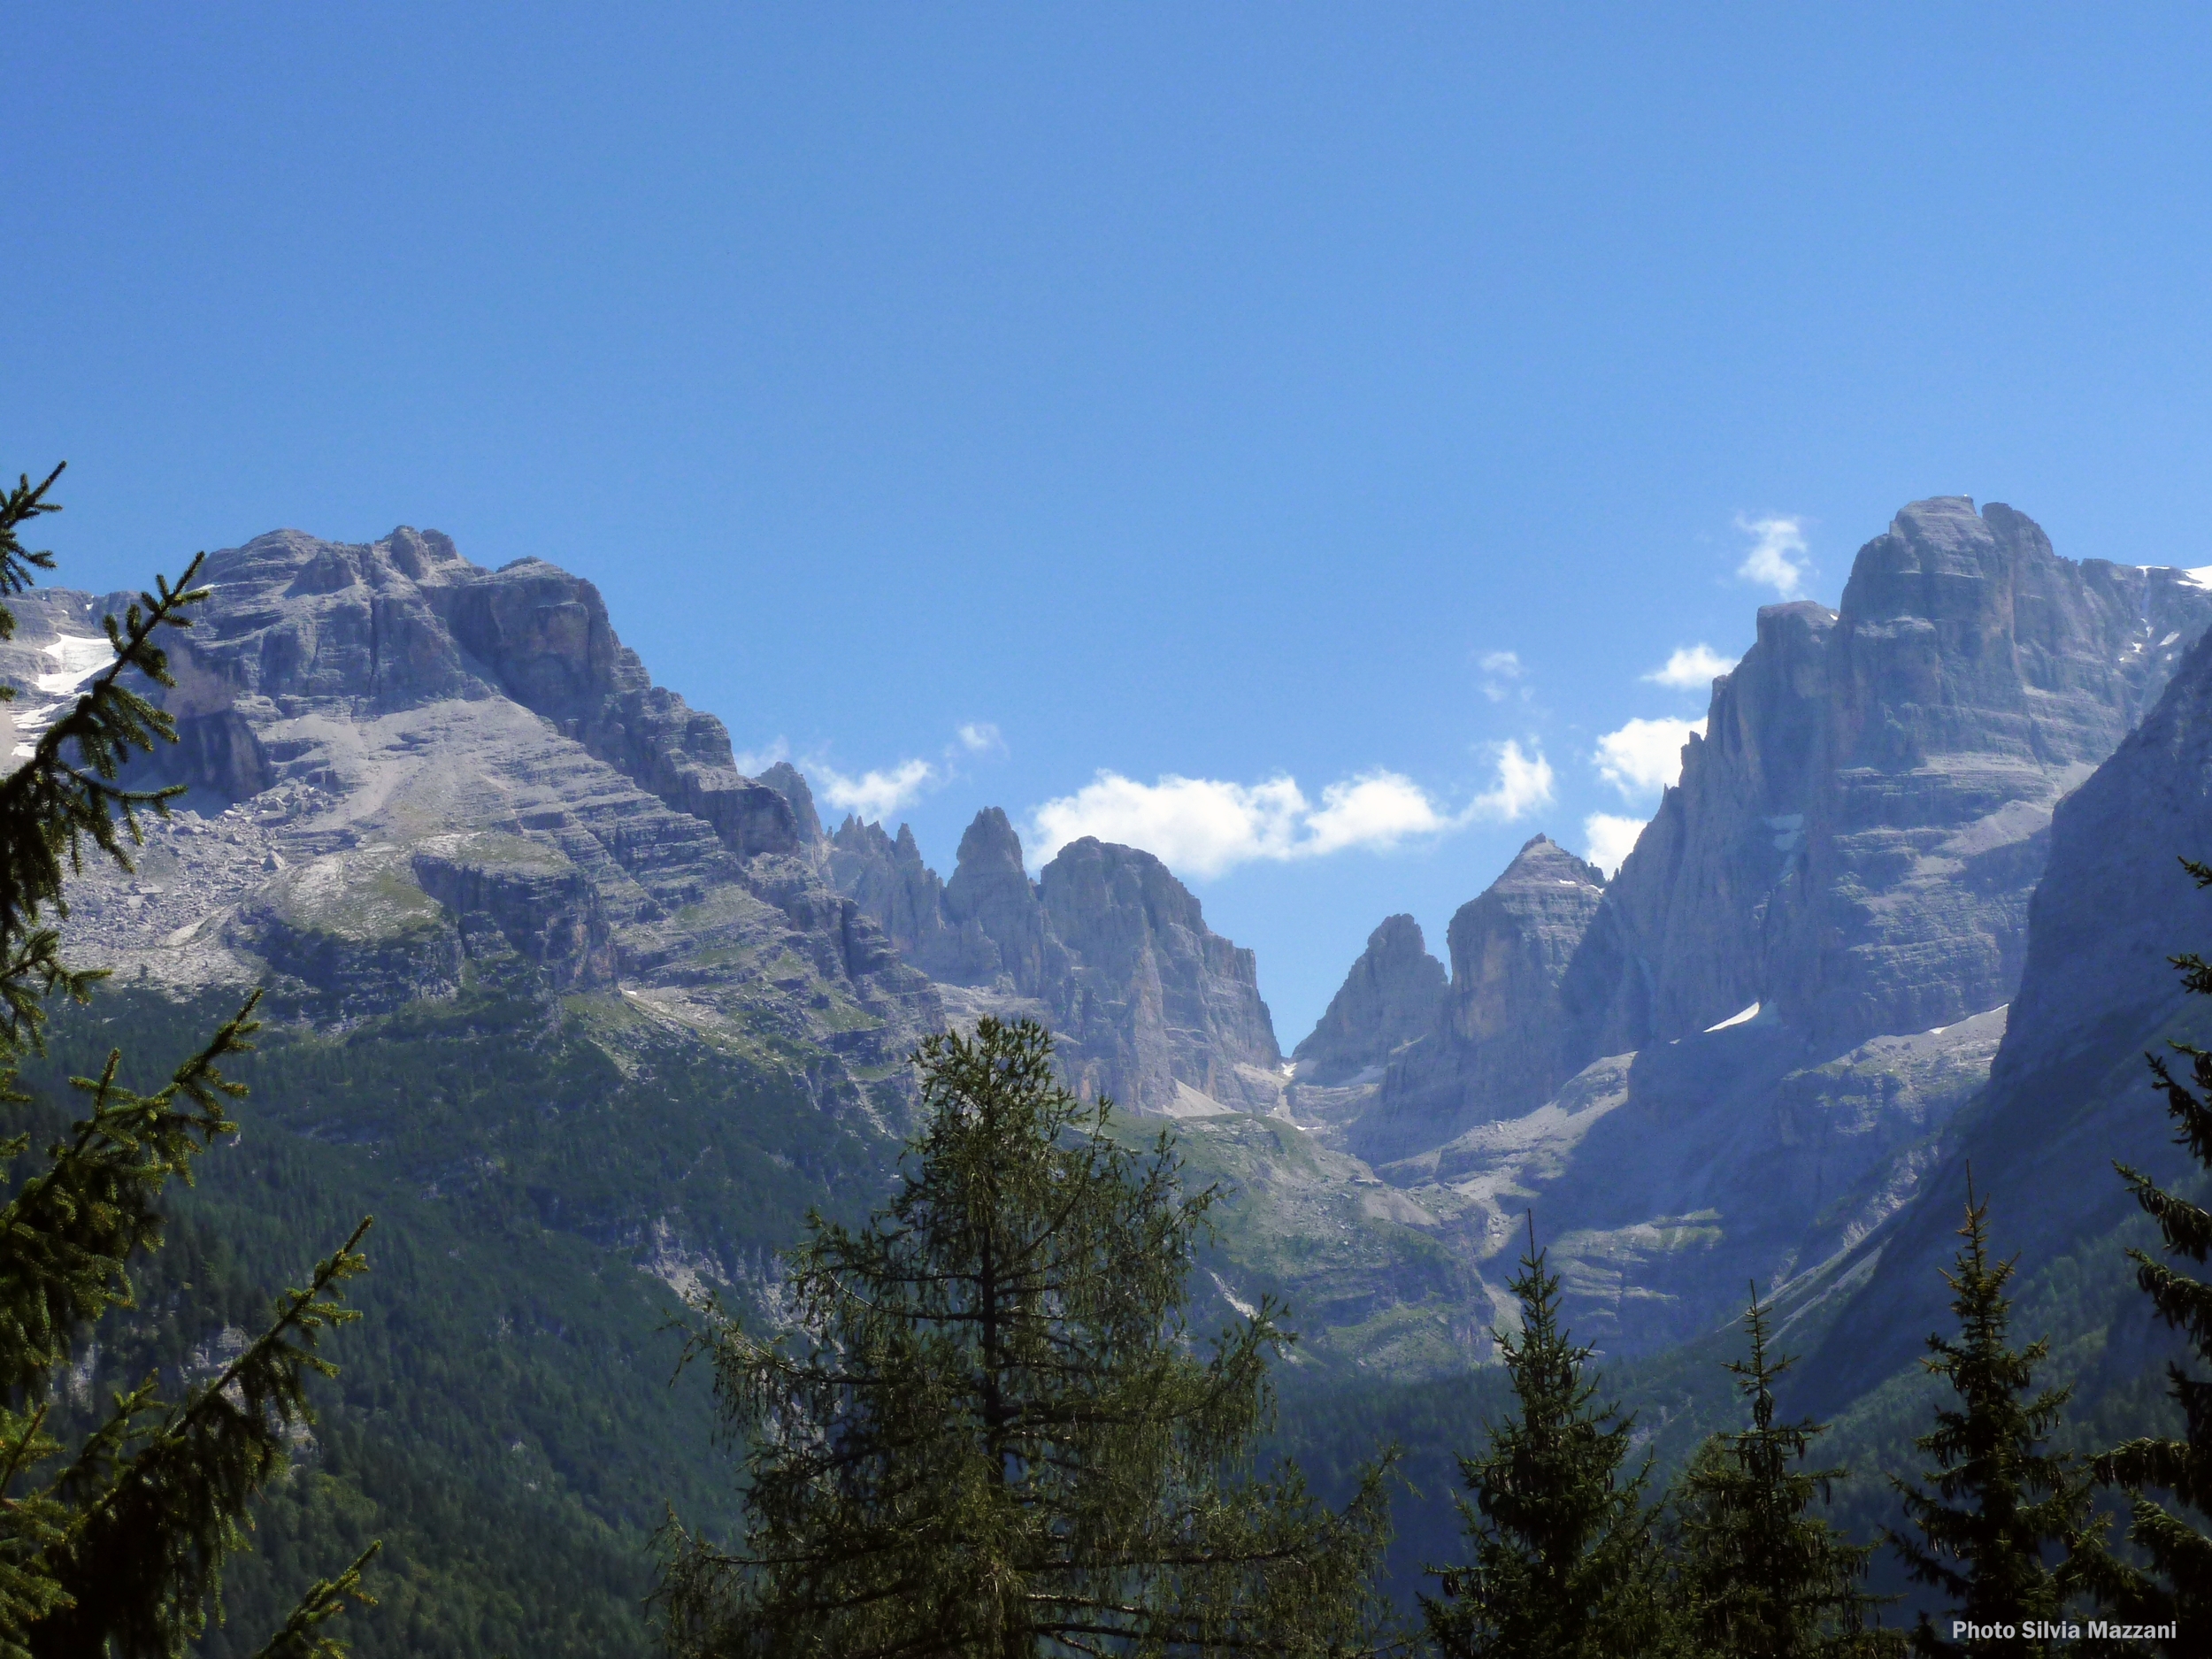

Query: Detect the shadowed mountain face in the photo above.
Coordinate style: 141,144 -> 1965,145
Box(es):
1799,615 -> 2212,1412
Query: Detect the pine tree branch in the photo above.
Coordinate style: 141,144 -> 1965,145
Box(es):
244,1541 -> 380,1659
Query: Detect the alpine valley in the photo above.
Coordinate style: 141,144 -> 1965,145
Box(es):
20,496 -> 2212,1653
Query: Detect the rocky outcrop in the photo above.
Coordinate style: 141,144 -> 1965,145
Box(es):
227,847 -> 464,1023
1348,838 -> 1607,1164
758,762 -> 824,843
943,809 -> 1056,993
1292,915 -> 1445,1085
411,831 -> 616,993
829,818 -> 954,965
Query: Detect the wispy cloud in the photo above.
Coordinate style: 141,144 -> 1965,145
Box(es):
1027,743 -> 1554,879
733,737 -> 790,776
1584,812 -> 1647,878
955,722 -> 1005,756
1479,649 -> 1525,703
814,757 -> 937,821
1594,717 -> 1701,798
1642,643 -> 1739,690
1736,514 -> 1809,598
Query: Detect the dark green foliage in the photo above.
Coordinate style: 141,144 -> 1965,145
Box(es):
1673,1287 -> 1899,1658
2090,853 -> 2212,1636
1422,1224 -> 1677,1659
0,465 -> 373,1655
1885,1183 -> 2101,1655
7,982 -> 802,1659
657,1016 -> 1399,1658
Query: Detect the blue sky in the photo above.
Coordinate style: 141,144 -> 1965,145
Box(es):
7,5 -> 2210,1041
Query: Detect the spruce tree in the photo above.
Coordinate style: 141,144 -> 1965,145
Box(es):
1674,1286 -> 1900,1658
0,463 -> 376,1657
1885,1180 -> 2097,1657
1421,1219 -> 1677,1659
2091,853 -> 2212,1634
654,1015 -> 1399,1659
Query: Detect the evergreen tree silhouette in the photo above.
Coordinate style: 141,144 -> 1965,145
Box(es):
1423,1217 -> 1678,1659
1676,1286 -> 1900,1657
656,1016 -> 1398,1658
0,464 -> 375,1657
1886,1178 -> 2097,1657
2089,853 -> 2212,1644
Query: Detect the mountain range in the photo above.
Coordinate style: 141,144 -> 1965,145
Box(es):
19,494 -> 2212,1654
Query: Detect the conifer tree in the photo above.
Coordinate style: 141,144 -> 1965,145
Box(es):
0,463 -> 376,1657
1674,1286 -> 1900,1658
2090,854 -> 2212,1635
655,1015 -> 1399,1659
1422,1219 -> 1677,1659
1885,1180 -> 2097,1657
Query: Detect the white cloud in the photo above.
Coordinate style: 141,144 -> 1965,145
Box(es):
815,757 -> 937,821
1469,739 -> 1555,820
1304,772 -> 1456,856
1642,643 -> 1739,690
1594,717 -> 1702,798
1031,773 -> 1307,877
1027,744 -> 1555,879
733,737 -> 789,776
1584,812 -> 1647,878
955,722 -> 1005,756
1736,514 -> 1809,598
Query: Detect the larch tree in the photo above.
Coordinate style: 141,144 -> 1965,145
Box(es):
0,463 -> 376,1658
654,1015 -> 1400,1659
1885,1179 -> 2099,1658
1421,1219 -> 1678,1659
1673,1286 -> 1900,1659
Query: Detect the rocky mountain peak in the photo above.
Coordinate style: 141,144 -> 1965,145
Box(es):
1559,498 -> 2212,1060
758,763 -> 824,842
940,808 -> 1048,993
1034,837 -> 1283,1115
1343,835 -> 1609,1165
1292,914 -> 1445,1086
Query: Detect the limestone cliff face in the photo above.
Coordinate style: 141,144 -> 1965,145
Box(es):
1292,915 -> 1445,1086
943,809 -> 1056,994
823,809 -> 1283,1115
1038,838 -> 1284,1115
1289,497 -> 2212,1363
1802,618 -> 2212,1408
1573,498 -> 2212,1060
1560,601 -> 1834,1060
1349,837 -> 1607,1165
